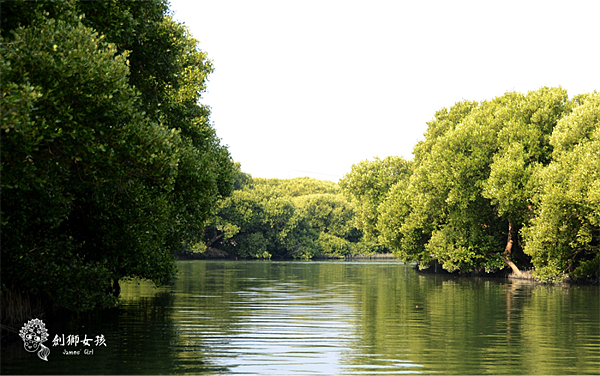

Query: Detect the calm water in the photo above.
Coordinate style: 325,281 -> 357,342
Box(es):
2,260 -> 599,375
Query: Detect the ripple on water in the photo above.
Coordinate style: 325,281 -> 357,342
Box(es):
171,281 -> 426,375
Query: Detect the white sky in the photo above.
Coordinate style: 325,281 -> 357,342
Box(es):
168,0 -> 599,182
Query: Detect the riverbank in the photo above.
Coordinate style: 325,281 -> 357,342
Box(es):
322,253 -> 398,260
416,260 -> 599,285
175,249 -> 398,261
175,247 -> 234,260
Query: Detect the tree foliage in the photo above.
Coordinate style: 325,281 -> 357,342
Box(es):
342,87 -> 599,282
339,156 -> 412,241
522,93 -> 600,281
201,175 -> 373,260
1,0 -> 235,312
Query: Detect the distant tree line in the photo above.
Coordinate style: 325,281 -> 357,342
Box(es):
340,88 -> 599,282
198,167 -> 381,260
1,0 -> 235,317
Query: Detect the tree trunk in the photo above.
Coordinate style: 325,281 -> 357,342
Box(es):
504,221 -> 523,277
112,279 -> 121,298
206,231 -> 224,249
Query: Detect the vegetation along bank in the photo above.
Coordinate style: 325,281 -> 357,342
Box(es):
338,88 -> 599,285
1,0 -> 236,326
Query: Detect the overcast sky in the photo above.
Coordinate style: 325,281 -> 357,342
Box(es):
168,0 -> 599,182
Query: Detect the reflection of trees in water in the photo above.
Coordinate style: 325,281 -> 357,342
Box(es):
1,291 -> 184,375
7,262 -> 592,375
78,292 -> 181,374
344,269 -> 598,375
519,283 -> 600,374
125,262 -> 598,375
318,265 -> 515,372
503,280 -> 531,346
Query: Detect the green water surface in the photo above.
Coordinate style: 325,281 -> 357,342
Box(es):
2,260 -> 599,374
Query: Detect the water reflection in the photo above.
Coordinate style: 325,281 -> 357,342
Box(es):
169,262 -> 427,375
2,260 -> 598,375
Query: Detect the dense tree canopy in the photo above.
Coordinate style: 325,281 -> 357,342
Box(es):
522,93 -> 600,281
342,87 -> 599,282
200,174 -> 373,260
1,0 -> 235,313
339,156 -> 412,242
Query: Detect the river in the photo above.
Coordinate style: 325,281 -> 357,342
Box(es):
2,260 -> 599,374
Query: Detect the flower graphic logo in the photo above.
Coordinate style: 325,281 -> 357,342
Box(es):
19,318 -> 51,361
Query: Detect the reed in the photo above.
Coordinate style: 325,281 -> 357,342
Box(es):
1,288 -> 46,334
